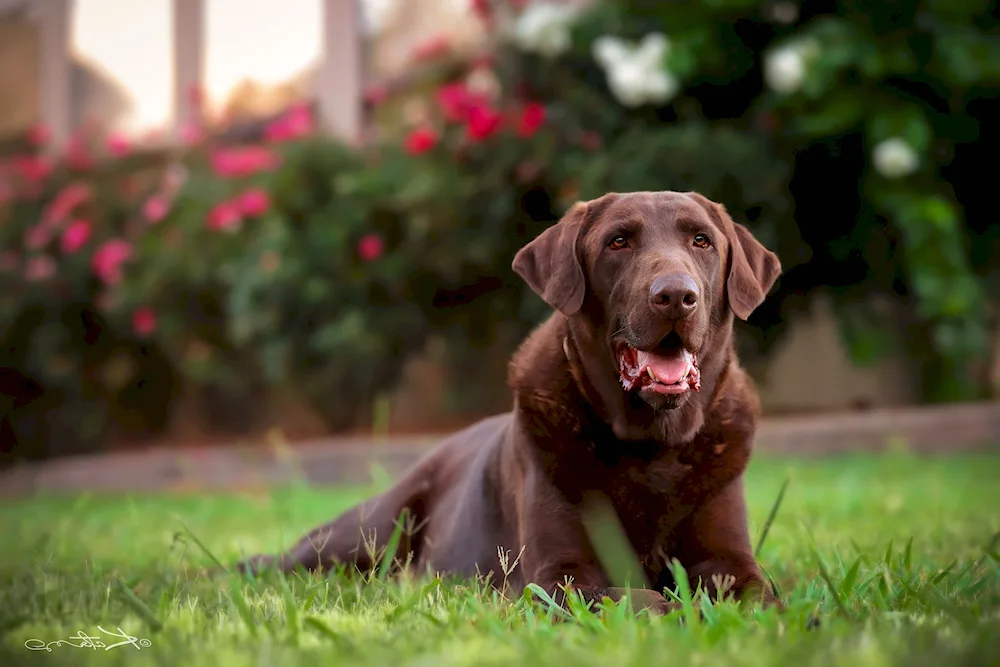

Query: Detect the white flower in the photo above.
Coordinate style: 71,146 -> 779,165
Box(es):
764,47 -> 805,93
872,137 -> 920,178
591,32 -> 677,107
592,36 -> 630,70
763,38 -> 819,94
512,3 -> 579,57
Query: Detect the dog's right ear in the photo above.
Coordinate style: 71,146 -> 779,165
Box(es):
512,201 -> 591,316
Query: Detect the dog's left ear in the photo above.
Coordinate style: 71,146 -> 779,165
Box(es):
512,200 -> 592,316
687,193 -> 782,321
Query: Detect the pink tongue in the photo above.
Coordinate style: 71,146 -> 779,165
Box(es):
636,350 -> 692,384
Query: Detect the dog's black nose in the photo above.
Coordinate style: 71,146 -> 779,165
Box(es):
649,273 -> 699,319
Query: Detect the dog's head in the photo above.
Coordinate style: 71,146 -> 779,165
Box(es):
512,191 -> 780,414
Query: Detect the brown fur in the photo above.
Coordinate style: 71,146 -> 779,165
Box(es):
236,191 -> 783,614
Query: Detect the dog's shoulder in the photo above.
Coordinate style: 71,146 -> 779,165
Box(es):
506,314 -> 587,438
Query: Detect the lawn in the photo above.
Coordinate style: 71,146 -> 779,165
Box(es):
1,450 -> 998,666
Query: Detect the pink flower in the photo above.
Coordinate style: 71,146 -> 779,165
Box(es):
24,256 -> 56,281
210,146 -> 281,178
207,201 -> 242,231
364,84 -> 390,106
91,239 -> 132,285
179,121 -> 205,146
132,307 -> 157,337
466,104 -> 504,141
142,195 -> 170,223
435,83 -> 486,123
413,35 -> 451,61
186,84 -> 204,110
404,127 -> 438,155
60,219 -> 92,254
516,102 -> 546,138
357,233 -> 384,261
264,102 -> 315,143
27,124 -> 50,146
66,135 -> 93,171
24,225 -> 53,249
12,155 -> 53,183
44,183 -> 91,223
106,133 -> 131,157
236,188 -> 270,217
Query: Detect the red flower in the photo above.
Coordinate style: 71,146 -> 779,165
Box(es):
404,127 -> 438,155
132,307 -> 157,337
142,195 -> 170,223
61,219 -> 92,254
466,104 -> 504,141
207,201 -> 242,231
435,83 -> 486,123
12,155 -> 52,183
516,102 -> 546,138
236,188 -> 270,217
471,0 -> 491,21
44,183 -> 92,223
91,239 -> 132,285
357,234 -> 384,261
27,124 -> 50,146
264,102 -> 315,143
210,146 -> 281,178
413,35 -> 451,61
107,133 -> 131,157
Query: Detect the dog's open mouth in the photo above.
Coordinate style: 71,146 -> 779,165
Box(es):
617,332 -> 701,396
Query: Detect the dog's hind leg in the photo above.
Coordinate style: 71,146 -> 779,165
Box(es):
236,473 -> 431,577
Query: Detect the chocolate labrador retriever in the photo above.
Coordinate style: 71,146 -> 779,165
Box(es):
237,190 -> 782,614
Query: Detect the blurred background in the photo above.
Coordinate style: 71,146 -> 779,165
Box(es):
0,0 -> 998,477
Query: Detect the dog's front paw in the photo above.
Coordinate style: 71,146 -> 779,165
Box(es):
622,589 -> 682,616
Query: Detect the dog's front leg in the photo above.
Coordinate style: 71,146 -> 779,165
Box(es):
675,475 -> 782,609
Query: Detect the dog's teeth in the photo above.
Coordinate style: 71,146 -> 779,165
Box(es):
647,367 -> 657,382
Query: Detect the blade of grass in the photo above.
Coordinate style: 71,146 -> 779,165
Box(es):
755,475 -> 790,558
801,522 -> 852,620
375,508 -> 409,582
112,577 -> 163,632
839,556 -> 862,600
667,558 -> 700,627
524,583 -> 574,621
175,518 -> 228,573
304,617 -> 357,654
227,579 -> 259,639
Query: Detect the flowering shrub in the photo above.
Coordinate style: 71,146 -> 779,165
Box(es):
2,0 -> 999,458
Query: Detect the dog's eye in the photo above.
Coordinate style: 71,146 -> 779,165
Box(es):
693,233 -> 711,249
608,235 -> 629,250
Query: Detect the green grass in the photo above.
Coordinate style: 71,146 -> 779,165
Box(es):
1,451 -> 999,666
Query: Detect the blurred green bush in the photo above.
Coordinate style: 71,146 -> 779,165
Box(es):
1,0 -> 998,459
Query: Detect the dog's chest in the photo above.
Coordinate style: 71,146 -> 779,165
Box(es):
585,440 -> 747,558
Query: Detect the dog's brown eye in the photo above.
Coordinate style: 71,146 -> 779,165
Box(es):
693,233 -> 711,249
608,235 -> 629,250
